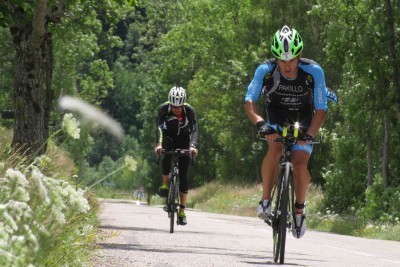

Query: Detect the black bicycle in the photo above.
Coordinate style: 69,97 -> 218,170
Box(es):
260,123 -> 321,264
158,149 -> 192,233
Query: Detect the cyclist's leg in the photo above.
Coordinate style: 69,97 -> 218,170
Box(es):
177,158 -> 189,225
176,135 -> 190,225
261,140 -> 283,200
160,137 -> 174,196
291,146 -> 313,238
291,145 -> 312,212
177,143 -> 190,210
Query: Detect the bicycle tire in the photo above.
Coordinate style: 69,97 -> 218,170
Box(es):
273,163 -> 290,264
169,179 -> 176,233
272,170 -> 284,262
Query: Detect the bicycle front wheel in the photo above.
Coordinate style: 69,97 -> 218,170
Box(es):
168,180 -> 177,233
273,164 -> 290,264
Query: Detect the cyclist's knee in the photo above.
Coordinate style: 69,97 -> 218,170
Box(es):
267,144 -> 281,156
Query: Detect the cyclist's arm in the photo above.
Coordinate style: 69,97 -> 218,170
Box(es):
306,63 -> 328,138
306,109 -> 327,138
156,104 -> 167,145
244,63 -> 272,125
244,100 -> 264,125
186,105 -> 198,147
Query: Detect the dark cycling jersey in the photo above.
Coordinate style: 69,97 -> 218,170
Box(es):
245,58 -> 328,129
156,102 -> 198,147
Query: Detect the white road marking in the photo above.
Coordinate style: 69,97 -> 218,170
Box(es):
326,245 -> 400,264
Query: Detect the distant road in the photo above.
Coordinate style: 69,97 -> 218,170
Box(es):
91,199 -> 400,267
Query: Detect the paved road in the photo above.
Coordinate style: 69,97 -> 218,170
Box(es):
91,199 -> 400,267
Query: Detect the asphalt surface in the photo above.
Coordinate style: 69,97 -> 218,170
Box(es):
91,199 -> 400,267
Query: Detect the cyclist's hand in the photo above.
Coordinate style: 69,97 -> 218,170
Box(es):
257,121 -> 277,141
154,144 -> 162,156
297,134 -> 314,146
189,146 -> 198,158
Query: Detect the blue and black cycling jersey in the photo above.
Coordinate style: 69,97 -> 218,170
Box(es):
245,58 -> 328,132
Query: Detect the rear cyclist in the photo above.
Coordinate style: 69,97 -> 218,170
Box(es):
154,86 -> 198,225
244,25 -> 329,238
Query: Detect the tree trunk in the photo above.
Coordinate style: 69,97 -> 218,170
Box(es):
366,111 -> 375,186
10,24 -> 49,157
7,0 -> 67,158
366,137 -> 373,187
382,116 -> 389,190
385,0 -> 400,124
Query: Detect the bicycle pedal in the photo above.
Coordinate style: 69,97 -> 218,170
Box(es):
163,205 -> 169,212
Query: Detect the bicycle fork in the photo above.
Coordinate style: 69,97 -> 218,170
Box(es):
266,162 -> 293,231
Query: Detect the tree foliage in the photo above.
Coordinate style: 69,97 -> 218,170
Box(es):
0,0 -> 399,222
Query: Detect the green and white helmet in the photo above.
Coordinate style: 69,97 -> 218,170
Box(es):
271,25 -> 303,61
168,86 -> 186,106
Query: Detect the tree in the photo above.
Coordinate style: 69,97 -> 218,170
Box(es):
1,0 -> 69,157
0,0 -> 134,158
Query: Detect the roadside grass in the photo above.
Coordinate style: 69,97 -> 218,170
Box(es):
186,181 -> 400,241
101,180 -> 400,241
92,186 -> 136,200
187,181 -> 261,217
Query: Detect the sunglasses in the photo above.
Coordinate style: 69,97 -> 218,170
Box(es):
171,105 -> 183,109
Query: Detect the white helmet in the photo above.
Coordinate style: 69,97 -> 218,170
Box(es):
168,86 -> 186,106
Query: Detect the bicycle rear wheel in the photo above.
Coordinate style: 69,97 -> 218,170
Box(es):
273,164 -> 289,264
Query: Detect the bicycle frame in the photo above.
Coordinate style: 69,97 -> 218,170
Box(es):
261,123 -> 321,264
159,149 -> 192,233
270,137 -> 295,264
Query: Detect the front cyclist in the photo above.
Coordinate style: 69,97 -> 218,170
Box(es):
244,25 -> 328,238
154,86 -> 198,225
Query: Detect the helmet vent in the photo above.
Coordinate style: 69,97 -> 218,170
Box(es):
283,39 -> 289,52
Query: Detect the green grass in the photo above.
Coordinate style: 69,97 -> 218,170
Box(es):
91,186 -> 136,200
187,181 -> 261,217
186,181 -> 400,241
99,181 -> 400,241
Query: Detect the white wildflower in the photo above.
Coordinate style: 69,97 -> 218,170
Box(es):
10,235 -> 25,242
0,248 -> 14,259
62,113 -> 81,139
3,212 -> 18,231
12,186 -> 30,202
124,155 -> 137,171
59,96 -> 124,141
31,168 -> 50,204
65,187 -> 90,213
51,206 -> 66,225
6,169 -> 28,186
7,201 -> 32,223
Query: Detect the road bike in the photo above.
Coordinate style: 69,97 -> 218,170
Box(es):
158,149 -> 192,233
260,122 -> 321,264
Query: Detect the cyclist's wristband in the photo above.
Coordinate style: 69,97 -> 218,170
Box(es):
302,134 -> 314,142
256,120 -> 265,129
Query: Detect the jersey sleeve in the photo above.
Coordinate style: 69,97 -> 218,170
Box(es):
301,63 -> 328,111
156,104 -> 167,144
244,63 -> 273,102
186,106 -> 198,147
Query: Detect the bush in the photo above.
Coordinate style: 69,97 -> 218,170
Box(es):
361,174 -> 400,223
